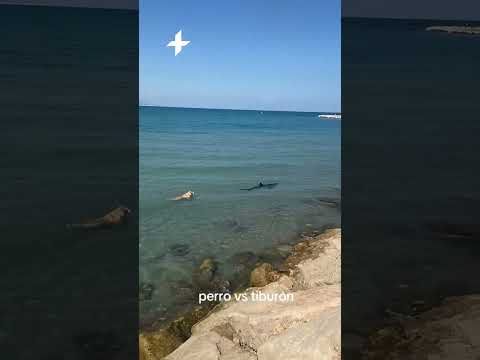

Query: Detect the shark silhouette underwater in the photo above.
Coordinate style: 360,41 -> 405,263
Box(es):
240,182 -> 278,191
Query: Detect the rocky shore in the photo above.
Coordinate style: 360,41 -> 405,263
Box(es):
426,26 -> 480,35
363,295 -> 480,359
140,228 -> 341,360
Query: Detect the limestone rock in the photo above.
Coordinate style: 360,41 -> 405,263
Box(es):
163,229 -> 341,360
258,312 -> 340,360
294,231 -> 341,289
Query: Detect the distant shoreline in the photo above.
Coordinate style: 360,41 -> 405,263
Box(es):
426,26 -> 480,35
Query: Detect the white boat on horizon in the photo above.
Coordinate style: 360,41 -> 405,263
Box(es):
318,114 -> 341,120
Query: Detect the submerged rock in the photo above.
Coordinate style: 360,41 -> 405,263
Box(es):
229,251 -> 259,290
257,248 -> 287,268
199,258 -> 217,272
276,244 -> 293,257
139,282 -> 155,302
140,305 -> 211,360
217,219 -> 249,234
169,243 -> 190,257
210,279 -> 231,295
250,263 -> 279,288
230,251 -> 258,267
167,306 -> 211,341
192,258 -> 231,297
140,329 -> 183,360
171,280 -> 195,305
198,258 -> 218,282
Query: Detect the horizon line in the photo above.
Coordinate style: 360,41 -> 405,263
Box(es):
139,104 -> 341,114
0,2 -> 138,10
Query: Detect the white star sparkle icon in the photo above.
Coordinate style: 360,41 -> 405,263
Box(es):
167,30 -> 190,56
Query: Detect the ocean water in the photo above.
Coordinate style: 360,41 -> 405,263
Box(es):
139,106 -> 340,326
1,5 -> 138,358
343,17 -> 480,349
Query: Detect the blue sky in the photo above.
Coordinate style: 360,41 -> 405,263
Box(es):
140,0 -> 340,112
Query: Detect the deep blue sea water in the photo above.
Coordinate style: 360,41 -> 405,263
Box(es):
1,5 -> 138,358
343,18 -> 480,353
140,106 -> 340,325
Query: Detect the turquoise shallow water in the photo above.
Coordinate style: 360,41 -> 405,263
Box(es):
140,106 -> 340,326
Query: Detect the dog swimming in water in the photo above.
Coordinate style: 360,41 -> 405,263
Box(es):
172,190 -> 195,201
67,206 -> 131,229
